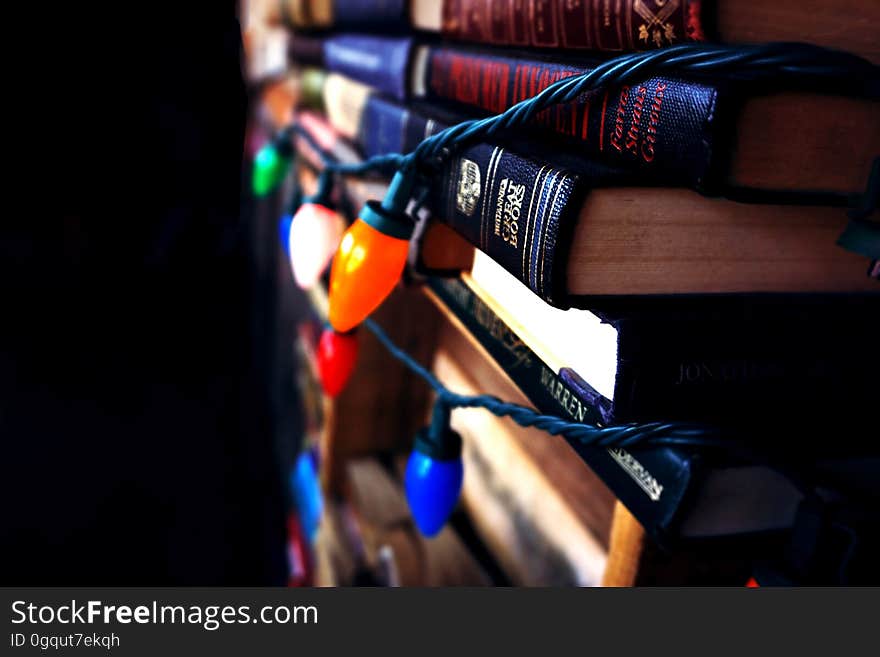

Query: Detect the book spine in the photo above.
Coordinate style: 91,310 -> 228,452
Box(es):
323,35 -> 414,101
321,73 -> 448,156
421,46 -> 719,187
287,33 -> 327,66
440,0 -> 705,50
333,0 -> 408,29
359,97 -> 448,159
323,74 -> 374,141
427,276 -> 694,541
434,143 -> 582,305
280,0 -> 334,29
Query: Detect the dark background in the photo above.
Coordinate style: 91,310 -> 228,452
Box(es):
1,3 -> 291,583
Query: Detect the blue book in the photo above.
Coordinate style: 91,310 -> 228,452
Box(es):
323,35 -> 414,102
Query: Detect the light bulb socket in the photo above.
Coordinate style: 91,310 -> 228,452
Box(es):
359,201 -> 413,241
285,185 -> 304,214
274,129 -> 295,157
381,169 -> 417,215
323,323 -> 356,338
302,194 -> 335,211
413,426 -> 462,462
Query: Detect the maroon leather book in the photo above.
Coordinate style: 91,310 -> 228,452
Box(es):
440,0 -> 705,51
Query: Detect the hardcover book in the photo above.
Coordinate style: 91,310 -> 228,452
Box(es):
315,34 -> 880,195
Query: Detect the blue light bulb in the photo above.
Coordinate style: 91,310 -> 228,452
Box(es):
279,214 -> 293,256
404,428 -> 463,537
290,448 -> 323,545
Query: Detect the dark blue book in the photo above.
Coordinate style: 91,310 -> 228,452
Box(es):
333,0 -> 408,30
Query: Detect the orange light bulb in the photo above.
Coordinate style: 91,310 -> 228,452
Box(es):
328,202 -> 412,332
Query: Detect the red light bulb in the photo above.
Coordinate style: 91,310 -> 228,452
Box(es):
316,327 -> 359,397
288,202 -> 344,289
328,201 -> 412,332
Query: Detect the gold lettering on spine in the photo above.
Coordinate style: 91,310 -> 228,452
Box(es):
494,177 -> 508,237
481,147 -> 504,250
607,448 -> 664,501
634,0 -> 681,48
500,179 -> 525,248
481,147 -> 499,249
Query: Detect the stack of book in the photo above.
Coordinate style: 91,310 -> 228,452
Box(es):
251,0 -> 880,584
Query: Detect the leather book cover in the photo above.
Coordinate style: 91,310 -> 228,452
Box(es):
440,0 -> 705,51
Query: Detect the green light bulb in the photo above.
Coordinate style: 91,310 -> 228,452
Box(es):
252,142 -> 291,196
